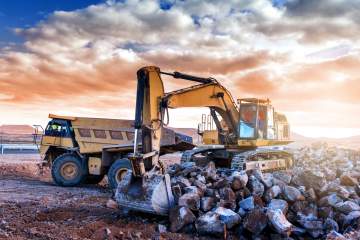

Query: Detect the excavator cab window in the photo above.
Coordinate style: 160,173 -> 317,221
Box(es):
239,101 -> 271,139
257,105 -> 268,139
44,119 -> 72,138
267,107 -> 275,139
239,104 -> 256,138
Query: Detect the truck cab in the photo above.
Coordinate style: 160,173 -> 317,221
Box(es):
42,119 -> 74,146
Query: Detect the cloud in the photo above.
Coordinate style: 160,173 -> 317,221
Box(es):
0,52 -> 143,103
234,70 -> 278,95
142,51 -> 285,75
284,0 -> 360,18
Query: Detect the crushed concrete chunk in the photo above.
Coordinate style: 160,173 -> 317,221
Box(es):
195,211 -> 224,236
267,209 -> 292,236
215,207 -> 241,229
169,206 -> 196,232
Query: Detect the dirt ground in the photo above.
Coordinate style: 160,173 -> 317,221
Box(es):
0,154 -> 204,240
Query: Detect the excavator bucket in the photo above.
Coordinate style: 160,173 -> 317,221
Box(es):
115,171 -> 175,215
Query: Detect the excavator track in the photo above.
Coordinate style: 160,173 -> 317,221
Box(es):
181,147 -> 293,172
231,153 -> 247,171
231,149 -> 293,172
180,145 -> 226,164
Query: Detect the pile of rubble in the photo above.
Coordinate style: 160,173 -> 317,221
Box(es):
166,143 -> 360,239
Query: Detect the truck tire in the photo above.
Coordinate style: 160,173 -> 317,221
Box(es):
51,153 -> 86,187
108,159 -> 131,190
85,174 -> 105,184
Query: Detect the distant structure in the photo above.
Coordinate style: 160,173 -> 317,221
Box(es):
0,125 -> 40,154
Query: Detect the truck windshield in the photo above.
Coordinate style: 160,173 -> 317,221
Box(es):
45,121 -> 70,137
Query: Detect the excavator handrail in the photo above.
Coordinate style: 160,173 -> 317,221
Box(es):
160,71 -> 215,84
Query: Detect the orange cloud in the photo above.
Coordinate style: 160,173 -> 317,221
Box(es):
0,55 -> 143,103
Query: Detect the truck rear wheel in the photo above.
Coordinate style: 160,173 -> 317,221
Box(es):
108,159 -> 131,190
51,153 -> 86,187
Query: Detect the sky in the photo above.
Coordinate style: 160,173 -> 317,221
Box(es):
0,0 -> 359,138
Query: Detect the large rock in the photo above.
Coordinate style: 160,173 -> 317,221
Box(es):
213,178 -> 229,189
180,161 -> 196,169
167,163 -> 182,176
302,170 -> 327,191
218,199 -> 237,211
297,214 -> 322,228
291,169 -> 306,186
251,169 -> 264,181
215,207 -> 241,229
326,231 -> 346,240
304,188 -> 317,202
318,193 -> 343,207
335,201 -> 360,214
298,217 -> 323,238
319,206 -> 335,219
200,197 -> 215,212
324,168 -> 337,181
268,199 -> 288,214
178,193 -> 200,211
184,186 -> 204,197
219,188 -> 236,202
169,206 -> 196,232
230,171 -> 248,190
193,180 -> 207,193
243,208 -> 268,234
266,209 -> 292,236
320,179 -> 341,196
172,176 -> 191,188
282,186 -> 304,202
340,173 -> 359,186
239,196 -> 254,211
204,161 -> 217,181
343,211 -> 360,227
262,173 -> 274,188
264,185 -> 282,202
272,178 -> 287,189
291,201 -> 318,219
324,218 -> 339,233
273,171 -> 292,184
336,186 -> 350,199
195,211 -> 225,236
197,174 -> 206,184
247,176 -> 265,197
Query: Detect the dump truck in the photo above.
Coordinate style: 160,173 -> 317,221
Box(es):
114,66 -> 293,215
39,114 -> 194,188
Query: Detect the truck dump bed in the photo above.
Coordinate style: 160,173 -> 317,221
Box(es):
49,114 -> 194,154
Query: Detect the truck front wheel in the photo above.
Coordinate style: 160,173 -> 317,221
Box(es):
51,153 -> 86,187
108,159 -> 131,190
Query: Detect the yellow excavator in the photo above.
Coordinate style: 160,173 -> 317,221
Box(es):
115,66 -> 292,215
